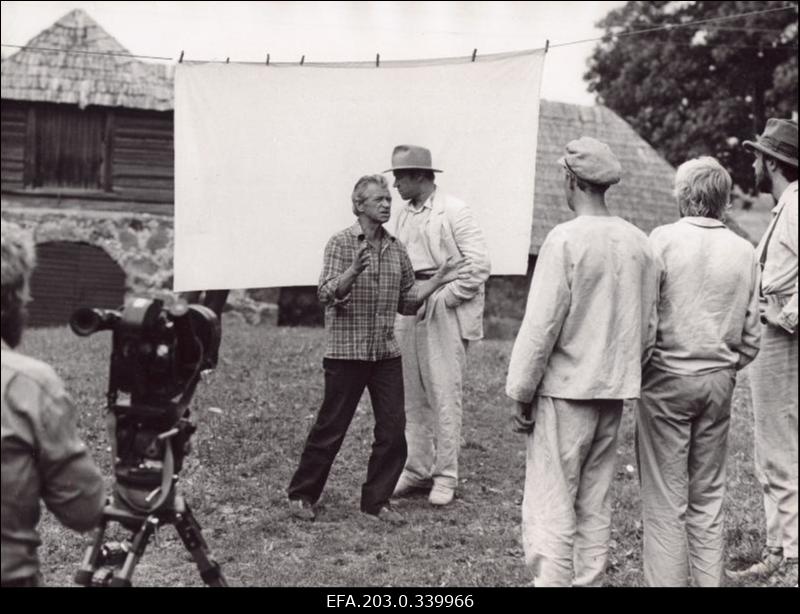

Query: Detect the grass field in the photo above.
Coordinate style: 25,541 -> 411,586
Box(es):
17,318 -> 788,587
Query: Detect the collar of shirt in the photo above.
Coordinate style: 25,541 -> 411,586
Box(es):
773,181 -> 799,214
348,221 -> 397,241
679,216 -> 727,229
407,189 -> 436,214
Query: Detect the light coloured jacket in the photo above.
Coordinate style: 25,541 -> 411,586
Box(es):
2,341 -> 105,582
506,216 -> 659,402
390,191 -> 491,340
757,181 -> 798,334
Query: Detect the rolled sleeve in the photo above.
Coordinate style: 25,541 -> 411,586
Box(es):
397,248 -> 422,315
318,235 -> 352,307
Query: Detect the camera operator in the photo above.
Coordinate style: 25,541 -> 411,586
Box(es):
1,220 -> 105,587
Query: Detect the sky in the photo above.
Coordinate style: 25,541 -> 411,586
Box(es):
0,0 -> 627,106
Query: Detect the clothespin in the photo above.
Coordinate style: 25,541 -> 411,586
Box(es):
178,50 -> 184,63
376,53 -> 380,67
471,48 -> 477,62
266,53 -> 270,65
545,39 -> 550,54
225,57 -> 230,63
300,55 -> 305,66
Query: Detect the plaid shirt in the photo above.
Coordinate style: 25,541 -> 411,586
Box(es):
319,223 -> 421,361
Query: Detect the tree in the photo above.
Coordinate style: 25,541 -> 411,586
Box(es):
585,1 -> 798,191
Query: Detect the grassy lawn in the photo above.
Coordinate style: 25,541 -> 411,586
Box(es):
17,318 -> 785,587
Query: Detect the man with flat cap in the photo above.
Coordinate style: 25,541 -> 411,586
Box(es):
505,137 -> 658,586
386,145 -> 491,507
728,118 -> 798,584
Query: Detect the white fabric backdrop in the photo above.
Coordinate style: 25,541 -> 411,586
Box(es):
173,50 -> 544,291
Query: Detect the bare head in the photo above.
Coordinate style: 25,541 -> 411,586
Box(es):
673,156 -> 732,220
351,174 -> 393,224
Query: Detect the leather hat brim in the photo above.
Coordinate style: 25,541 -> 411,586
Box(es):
383,166 -> 443,173
743,140 -> 799,167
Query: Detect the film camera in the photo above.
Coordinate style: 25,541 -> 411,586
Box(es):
69,297 -> 227,587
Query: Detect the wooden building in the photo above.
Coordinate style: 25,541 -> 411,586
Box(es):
1,9 -> 174,213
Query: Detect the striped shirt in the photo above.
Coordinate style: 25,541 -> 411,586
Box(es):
319,223 -> 421,361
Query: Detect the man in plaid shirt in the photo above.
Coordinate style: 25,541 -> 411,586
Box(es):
287,174 -> 465,524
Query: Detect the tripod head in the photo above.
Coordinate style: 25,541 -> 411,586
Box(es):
70,297 -> 220,516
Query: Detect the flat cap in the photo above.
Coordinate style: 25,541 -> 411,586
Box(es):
558,136 -> 621,186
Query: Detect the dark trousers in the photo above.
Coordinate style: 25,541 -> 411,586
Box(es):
180,290 -> 230,319
287,357 -> 407,514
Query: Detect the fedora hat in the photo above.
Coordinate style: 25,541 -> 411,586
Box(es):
743,118 -> 798,167
385,145 -> 443,173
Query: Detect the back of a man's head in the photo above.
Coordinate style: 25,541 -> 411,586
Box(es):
1,220 -> 36,347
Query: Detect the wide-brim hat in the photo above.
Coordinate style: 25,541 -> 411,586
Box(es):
743,118 -> 798,167
384,144 -> 443,173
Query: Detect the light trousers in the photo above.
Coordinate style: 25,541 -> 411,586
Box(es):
749,323 -> 798,559
522,396 -> 623,587
395,292 -> 467,490
636,365 -> 735,586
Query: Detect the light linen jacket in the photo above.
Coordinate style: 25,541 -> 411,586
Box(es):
390,191 -> 491,340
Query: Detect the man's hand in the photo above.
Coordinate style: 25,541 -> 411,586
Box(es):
433,256 -> 472,284
513,400 -> 534,434
350,242 -> 370,275
759,300 -> 783,328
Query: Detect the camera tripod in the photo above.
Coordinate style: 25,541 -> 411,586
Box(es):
75,482 -> 228,587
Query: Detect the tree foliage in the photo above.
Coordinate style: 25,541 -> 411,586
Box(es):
585,1 -> 798,190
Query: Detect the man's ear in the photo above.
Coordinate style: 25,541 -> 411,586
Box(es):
764,156 -> 779,174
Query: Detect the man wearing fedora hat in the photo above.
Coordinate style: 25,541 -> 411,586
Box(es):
727,118 -> 798,583
505,137 -> 658,586
385,145 -> 491,507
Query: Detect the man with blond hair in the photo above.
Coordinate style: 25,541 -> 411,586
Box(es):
1,220 -> 105,587
506,137 -> 658,587
638,157 -> 761,587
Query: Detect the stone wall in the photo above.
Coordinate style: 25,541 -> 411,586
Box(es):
0,204 -> 278,325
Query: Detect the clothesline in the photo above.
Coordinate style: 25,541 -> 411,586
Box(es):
1,4 -> 796,64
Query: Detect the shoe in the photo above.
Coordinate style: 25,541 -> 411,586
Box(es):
288,498 -> 315,521
428,483 -> 455,506
725,547 -> 783,581
392,474 -> 431,498
364,505 -> 406,526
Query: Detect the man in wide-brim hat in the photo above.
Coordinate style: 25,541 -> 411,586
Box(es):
385,145 -> 491,508
728,118 -> 798,585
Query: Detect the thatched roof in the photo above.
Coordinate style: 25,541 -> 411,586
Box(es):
531,101 -> 680,253
1,9 -> 172,111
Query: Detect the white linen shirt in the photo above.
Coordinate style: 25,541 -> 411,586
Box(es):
648,217 -> 761,375
506,215 -> 658,402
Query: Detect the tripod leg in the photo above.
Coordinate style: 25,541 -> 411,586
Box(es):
75,515 -> 110,586
173,501 -> 228,586
108,516 -> 159,587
